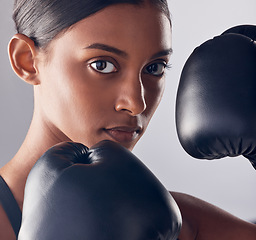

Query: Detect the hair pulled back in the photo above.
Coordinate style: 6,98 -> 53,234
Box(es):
13,0 -> 171,48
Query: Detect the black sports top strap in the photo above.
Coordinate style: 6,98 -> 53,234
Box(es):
0,175 -> 22,238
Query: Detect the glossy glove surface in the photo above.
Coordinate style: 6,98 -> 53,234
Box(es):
176,25 -> 256,169
18,140 -> 181,240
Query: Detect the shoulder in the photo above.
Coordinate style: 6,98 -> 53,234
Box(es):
0,170 -> 21,240
170,192 -> 197,240
0,205 -> 16,240
171,191 -> 256,240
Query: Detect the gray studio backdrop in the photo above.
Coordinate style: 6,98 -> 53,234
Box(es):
1,0 -> 256,221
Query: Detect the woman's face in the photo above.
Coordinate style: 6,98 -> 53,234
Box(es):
35,3 -> 172,150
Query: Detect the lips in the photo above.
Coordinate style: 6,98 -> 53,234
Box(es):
104,126 -> 141,143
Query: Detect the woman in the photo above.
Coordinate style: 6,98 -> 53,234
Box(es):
0,0 -> 255,239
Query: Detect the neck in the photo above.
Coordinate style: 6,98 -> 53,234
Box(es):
0,112 -> 70,209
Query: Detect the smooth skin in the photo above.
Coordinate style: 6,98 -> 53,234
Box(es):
0,2 -> 255,240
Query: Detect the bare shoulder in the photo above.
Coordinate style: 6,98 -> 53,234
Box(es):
0,205 -> 16,240
171,191 -> 256,240
170,192 -> 198,240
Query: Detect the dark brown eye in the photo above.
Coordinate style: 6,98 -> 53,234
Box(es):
90,60 -> 117,73
144,62 -> 167,76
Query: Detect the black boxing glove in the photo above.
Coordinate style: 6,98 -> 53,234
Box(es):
18,140 -> 182,240
175,25 -> 256,169
222,24 -> 256,40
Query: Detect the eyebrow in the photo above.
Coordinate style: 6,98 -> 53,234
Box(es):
85,43 -> 128,58
85,43 -> 173,59
151,48 -> 173,59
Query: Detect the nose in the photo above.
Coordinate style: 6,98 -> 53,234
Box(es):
115,74 -> 146,116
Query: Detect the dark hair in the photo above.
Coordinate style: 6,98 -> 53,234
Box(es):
13,0 -> 171,48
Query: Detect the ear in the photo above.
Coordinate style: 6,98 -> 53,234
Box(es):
8,33 -> 40,85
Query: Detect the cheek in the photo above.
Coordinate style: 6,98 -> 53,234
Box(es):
129,80 -> 165,149
42,58 -> 96,113
144,79 -> 165,118
37,60 -> 111,143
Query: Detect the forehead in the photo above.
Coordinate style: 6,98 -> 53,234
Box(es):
54,3 -> 172,53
